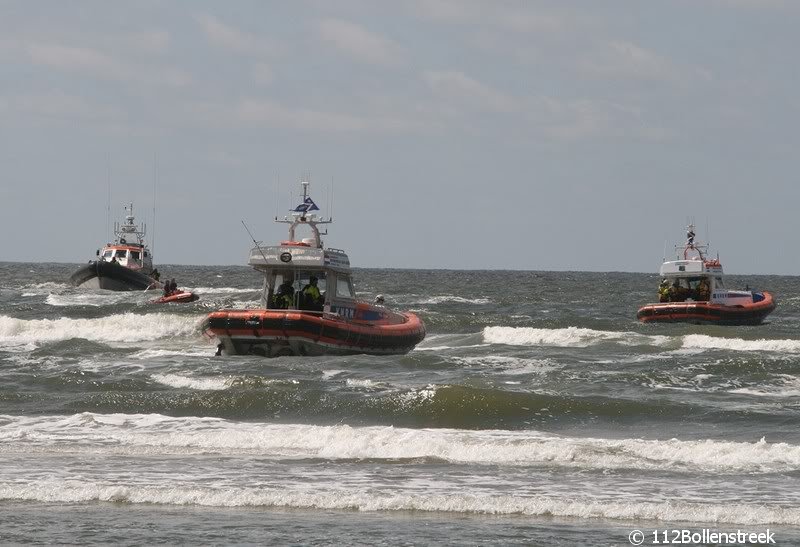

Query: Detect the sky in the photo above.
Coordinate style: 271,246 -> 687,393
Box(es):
0,0 -> 798,273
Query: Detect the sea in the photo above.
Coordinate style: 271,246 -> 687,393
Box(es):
1,262 -> 799,546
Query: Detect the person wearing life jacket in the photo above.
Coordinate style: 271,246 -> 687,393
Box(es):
697,278 -> 711,301
301,276 -> 322,311
658,280 -> 670,302
275,278 -> 294,309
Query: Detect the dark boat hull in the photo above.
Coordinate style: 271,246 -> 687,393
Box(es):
637,292 -> 776,325
203,309 -> 426,357
70,261 -> 160,291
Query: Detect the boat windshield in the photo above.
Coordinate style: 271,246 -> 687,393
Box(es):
268,270 -> 327,311
660,276 -> 710,302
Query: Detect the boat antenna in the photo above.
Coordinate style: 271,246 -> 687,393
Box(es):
273,169 -> 280,219
241,220 -> 270,264
152,152 -> 157,256
106,154 -> 111,241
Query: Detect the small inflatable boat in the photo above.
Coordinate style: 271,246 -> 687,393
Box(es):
152,291 -> 199,304
637,224 -> 776,326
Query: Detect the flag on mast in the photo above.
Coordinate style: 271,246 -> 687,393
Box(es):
292,197 -> 320,212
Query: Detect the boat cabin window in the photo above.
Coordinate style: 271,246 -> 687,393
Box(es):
715,277 -> 724,289
103,250 -> 113,259
115,250 -> 128,259
267,271 -> 328,311
297,271 -> 326,311
336,277 -> 355,299
130,251 -> 141,261
660,276 -> 711,303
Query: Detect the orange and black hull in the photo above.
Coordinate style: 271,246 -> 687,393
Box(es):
202,309 -> 426,357
152,291 -> 199,304
637,292 -> 776,325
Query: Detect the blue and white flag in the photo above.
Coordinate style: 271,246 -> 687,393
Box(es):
292,197 -> 320,212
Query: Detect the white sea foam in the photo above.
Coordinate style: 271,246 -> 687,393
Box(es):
131,348 -> 213,359
2,413 -> 799,475
24,282 -> 70,291
190,287 -> 259,294
0,481 -> 796,524
415,295 -> 491,305
682,334 -> 800,354
45,292 -> 141,307
449,355 -> 558,375
730,376 -> 800,398
0,313 -> 202,348
482,326 -> 666,348
151,374 -> 233,391
345,379 -> 380,388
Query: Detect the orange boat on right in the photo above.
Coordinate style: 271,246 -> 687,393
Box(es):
637,224 -> 775,325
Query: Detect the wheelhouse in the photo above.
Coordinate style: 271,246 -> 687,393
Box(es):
96,203 -> 154,273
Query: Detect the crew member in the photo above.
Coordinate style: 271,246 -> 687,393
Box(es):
301,276 -> 322,311
658,280 -> 670,302
151,268 -> 161,281
697,278 -> 710,301
275,278 -> 294,309
375,294 -> 385,305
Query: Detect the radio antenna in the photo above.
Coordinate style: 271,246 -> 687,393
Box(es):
106,155 -> 111,240
241,220 -> 269,264
152,152 -> 157,256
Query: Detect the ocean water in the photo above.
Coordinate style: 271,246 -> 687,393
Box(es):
1,261 -> 799,545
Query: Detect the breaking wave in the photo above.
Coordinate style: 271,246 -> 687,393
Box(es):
482,326 -> 667,348
0,313 -> 202,347
682,334 -> 800,354
415,295 -> 492,305
2,413 -> 799,474
151,374 -> 233,391
0,482 -> 796,524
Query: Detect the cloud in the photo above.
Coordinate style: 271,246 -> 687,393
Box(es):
26,42 -> 190,87
580,40 -> 711,87
252,63 -> 273,86
709,0 -> 794,8
411,0 -> 574,33
316,18 -> 404,66
422,70 -> 517,112
0,91 -> 125,123
122,30 -> 171,54
185,98 -> 433,134
195,14 -> 279,56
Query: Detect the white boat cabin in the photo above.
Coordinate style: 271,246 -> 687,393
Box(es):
656,226 -> 754,305
248,181 -> 357,314
96,204 -> 155,273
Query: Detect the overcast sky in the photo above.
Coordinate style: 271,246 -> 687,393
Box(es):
1,0 -> 798,273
